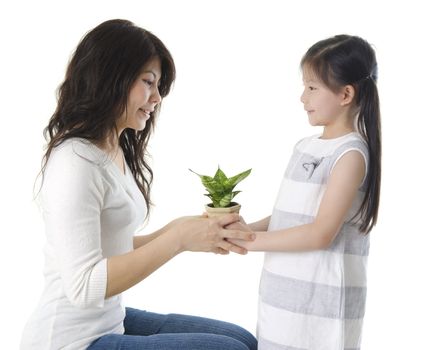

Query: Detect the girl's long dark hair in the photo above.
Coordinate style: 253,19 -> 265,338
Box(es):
38,19 -> 176,217
301,35 -> 381,234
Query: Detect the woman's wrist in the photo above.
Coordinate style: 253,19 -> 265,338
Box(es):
162,218 -> 188,254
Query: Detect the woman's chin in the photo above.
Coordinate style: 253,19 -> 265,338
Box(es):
131,121 -> 147,132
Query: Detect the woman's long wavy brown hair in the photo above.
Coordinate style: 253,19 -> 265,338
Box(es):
38,19 -> 175,217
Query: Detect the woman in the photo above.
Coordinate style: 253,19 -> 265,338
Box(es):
20,19 -> 257,350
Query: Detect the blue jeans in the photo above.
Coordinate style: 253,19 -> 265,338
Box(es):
87,307 -> 257,350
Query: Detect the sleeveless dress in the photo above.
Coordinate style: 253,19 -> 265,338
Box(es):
257,132 -> 370,350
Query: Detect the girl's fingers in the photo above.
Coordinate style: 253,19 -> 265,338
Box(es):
214,247 -> 229,255
219,239 -> 248,255
222,229 -> 255,241
239,215 -> 247,224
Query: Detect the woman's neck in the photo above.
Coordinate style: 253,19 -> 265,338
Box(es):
95,130 -> 122,154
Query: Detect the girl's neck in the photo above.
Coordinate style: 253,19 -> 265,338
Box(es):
320,110 -> 357,139
320,125 -> 356,140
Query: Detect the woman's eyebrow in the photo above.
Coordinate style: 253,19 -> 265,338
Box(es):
142,70 -> 157,78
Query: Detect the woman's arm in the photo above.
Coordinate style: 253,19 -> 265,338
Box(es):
133,226 -> 167,249
106,214 -> 255,298
132,214 -> 211,249
107,227 -> 181,298
230,150 -> 366,252
44,146 -> 254,307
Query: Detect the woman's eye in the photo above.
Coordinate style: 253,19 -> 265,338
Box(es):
308,86 -> 316,91
143,79 -> 154,86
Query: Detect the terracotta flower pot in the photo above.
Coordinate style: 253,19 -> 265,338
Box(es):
204,202 -> 241,217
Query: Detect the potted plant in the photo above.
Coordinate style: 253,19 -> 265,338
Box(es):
189,166 -> 251,217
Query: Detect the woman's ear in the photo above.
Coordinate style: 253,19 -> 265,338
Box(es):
340,85 -> 355,106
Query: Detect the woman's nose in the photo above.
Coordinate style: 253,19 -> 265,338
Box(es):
151,86 -> 162,104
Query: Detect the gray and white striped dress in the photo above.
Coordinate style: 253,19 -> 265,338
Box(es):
258,132 -> 370,350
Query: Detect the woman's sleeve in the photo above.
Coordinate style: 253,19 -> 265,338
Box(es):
42,144 -> 107,308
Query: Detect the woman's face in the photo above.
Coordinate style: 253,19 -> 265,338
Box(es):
117,58 -> 162,133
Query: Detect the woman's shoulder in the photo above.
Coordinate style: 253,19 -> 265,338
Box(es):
41,138 -> 108,204
50,137 -> 110,167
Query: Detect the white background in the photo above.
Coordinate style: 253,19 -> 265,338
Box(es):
1,0 -> 426,348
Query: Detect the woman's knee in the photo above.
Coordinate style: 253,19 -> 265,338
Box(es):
191,334 -> 253,350
164,313 -> 257,349
230,325 -> 257,350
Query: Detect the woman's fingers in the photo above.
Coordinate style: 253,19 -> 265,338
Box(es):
225,221 -> 252,232
215,213 -> 240,227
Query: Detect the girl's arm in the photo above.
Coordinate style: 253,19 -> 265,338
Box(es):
231,151 -> 365,251
248,216 -> 271,231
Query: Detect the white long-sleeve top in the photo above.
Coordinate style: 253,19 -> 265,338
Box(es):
20,138 -> 147,350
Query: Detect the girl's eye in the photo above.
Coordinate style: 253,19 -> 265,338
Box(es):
308,86 -> 316,91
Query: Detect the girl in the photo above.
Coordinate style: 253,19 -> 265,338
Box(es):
232,35 -> 381,349
20,19 -> 257,350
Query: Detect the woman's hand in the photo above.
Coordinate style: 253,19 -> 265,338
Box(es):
167,214 -> 255,255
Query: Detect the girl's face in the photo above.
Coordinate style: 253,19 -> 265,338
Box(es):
117,58 -> 162,133
300,66 -> 345,127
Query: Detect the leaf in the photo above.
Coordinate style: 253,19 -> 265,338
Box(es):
189,169 -> 221,193
203,178 -> 223,194
205,193 -> 222,208
219,193 -> 233,207
225,168 -> 252,190
230,190 -> 241,200
190,167 -> 251,208
213,167 -> 227,184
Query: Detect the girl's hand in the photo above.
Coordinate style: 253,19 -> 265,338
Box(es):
168,214 -> 255,255
225,216 -> 254,250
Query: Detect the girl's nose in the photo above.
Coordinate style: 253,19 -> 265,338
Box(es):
300,90 -> 306,104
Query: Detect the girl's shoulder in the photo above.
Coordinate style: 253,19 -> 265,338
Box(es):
293,133 -> 319,149
296,132 -> 367,152
330,132 -> 369,159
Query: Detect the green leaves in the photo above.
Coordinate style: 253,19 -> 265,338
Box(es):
189,166 -> 251,208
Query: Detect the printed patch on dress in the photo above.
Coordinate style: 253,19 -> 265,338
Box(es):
302,157 -> 324,179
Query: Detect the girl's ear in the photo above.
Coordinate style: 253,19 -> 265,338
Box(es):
340,85 -> 355,106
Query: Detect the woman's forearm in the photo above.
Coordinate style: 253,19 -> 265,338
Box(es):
107,214 -> 253,298
133,225 -> 169,249
107,229 -> 181,298
133,217 -> 189,249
